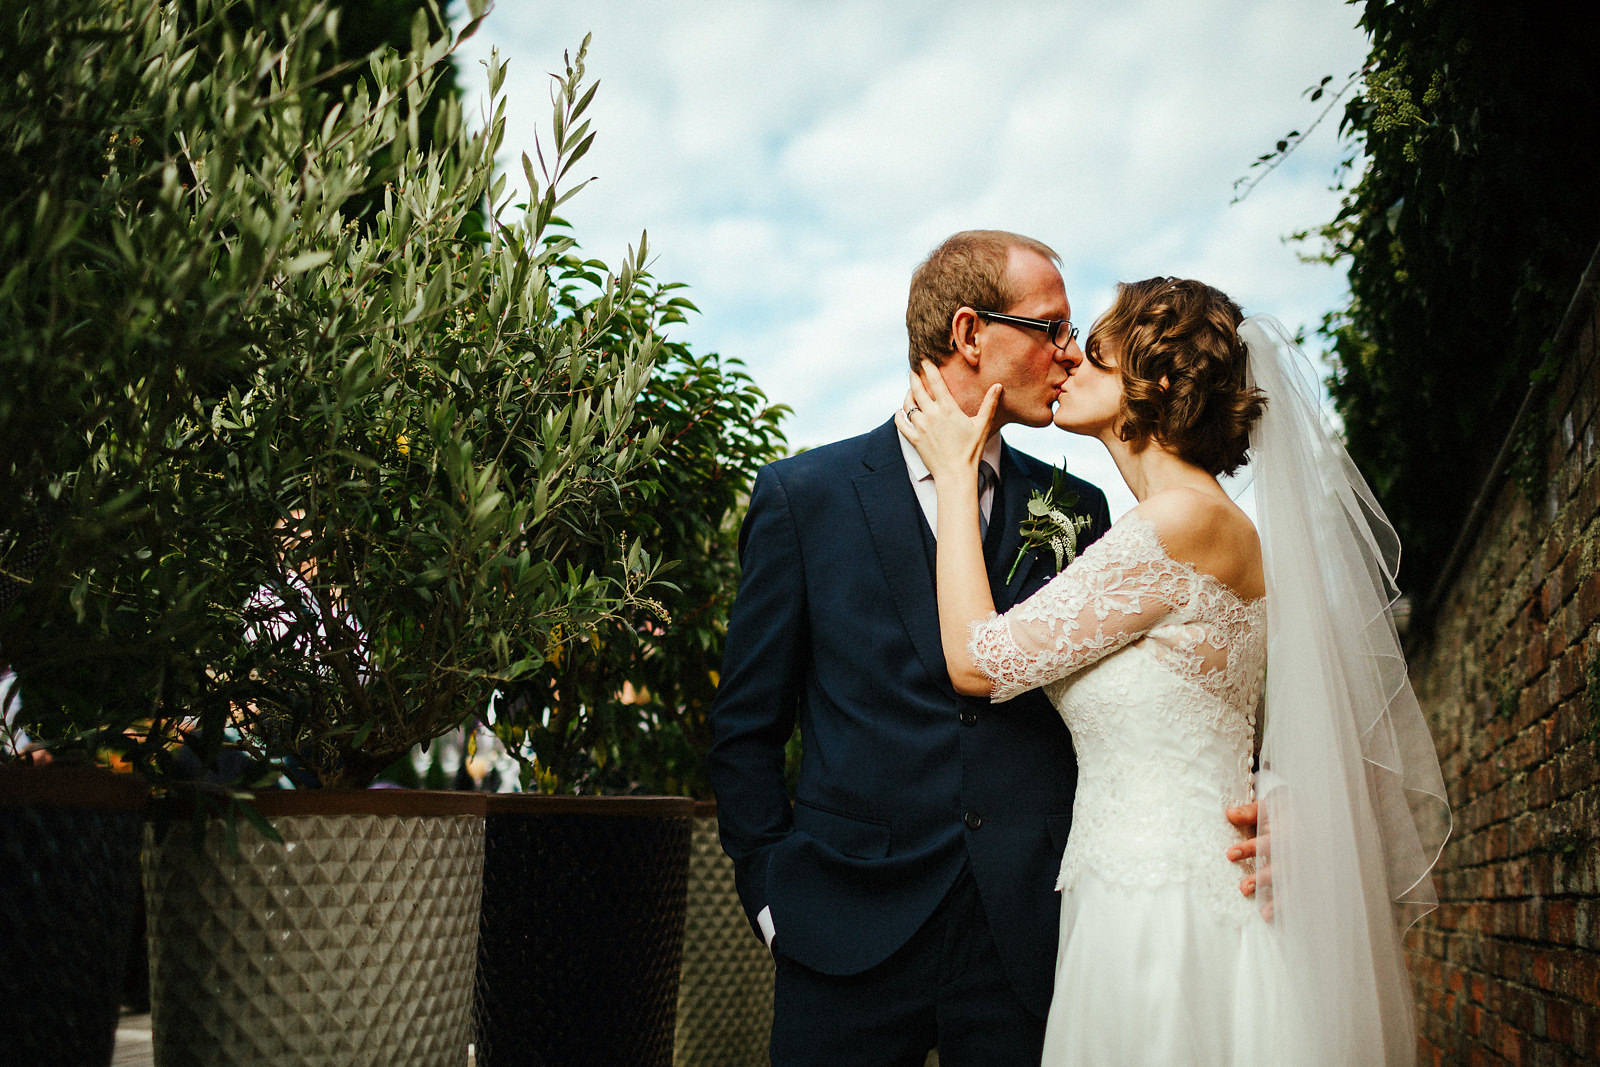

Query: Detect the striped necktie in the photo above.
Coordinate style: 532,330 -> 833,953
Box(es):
977,460 -> 998,541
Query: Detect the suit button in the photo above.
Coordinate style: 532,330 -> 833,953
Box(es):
963,811 -> 983,830
960,710 -> 978,727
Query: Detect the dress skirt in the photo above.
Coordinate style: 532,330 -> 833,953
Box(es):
1041,872 -> 1307,1066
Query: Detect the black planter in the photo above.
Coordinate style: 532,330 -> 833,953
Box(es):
476,795 -> 695,1067
0,765 -> 147,1067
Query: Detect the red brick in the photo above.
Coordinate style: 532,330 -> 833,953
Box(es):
1503,858 -> 1528,896
1462,796 -> 1490,833
1544,574 -> 1566,622
1399,332 -> 1600,1066
1547,610 -> 1573,661
1529,953 -> 1555,991
1531,761 -> 1558,808
1541,531 -> 1566,579
1524,899 -> 1547,940
1555,648 -> 1586,702
1581,472 -> 1600,524
1548,900 -> 1578,945
1547,999 -> 1574,1044
1573,570 -> 1600,627
1555,700 -> 1594,748
1557,748 -> 1598,797
1493,939 -> 1530,981
1526,852 -> 1557,896
1513,814 -> 1541,855
1578,1006 -> 1600,1062
1511,730 -> 1543,773
1574,952 -> 1600,1002
1498,1022 -> 1524,1062
1561,552 -> 1584,604
1472,759 -> 1497,797
1527,637 -> 1554,682
1488,824 -> 1512,862
1492,784 -> 1515,823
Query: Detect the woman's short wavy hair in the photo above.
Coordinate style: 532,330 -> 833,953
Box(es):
1085,277 -> 1266,477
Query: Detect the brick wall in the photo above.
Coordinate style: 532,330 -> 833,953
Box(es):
1405,261 -> 1600,1065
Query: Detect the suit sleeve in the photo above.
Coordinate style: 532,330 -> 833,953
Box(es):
705,464 -> 809,937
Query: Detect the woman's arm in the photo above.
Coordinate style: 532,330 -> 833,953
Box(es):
894,365 -> 1003,695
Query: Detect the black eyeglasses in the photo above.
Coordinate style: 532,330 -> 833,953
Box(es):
975,311 -> 1079,350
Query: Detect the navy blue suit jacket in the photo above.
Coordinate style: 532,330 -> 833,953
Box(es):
706,418 -> 1112,1018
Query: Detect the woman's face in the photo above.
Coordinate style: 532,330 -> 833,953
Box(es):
1052,336 -> 1124,436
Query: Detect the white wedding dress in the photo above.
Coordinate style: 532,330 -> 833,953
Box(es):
971,513 -> 1306,1065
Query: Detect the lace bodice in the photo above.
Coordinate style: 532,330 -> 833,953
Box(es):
970,515 -> 1267,921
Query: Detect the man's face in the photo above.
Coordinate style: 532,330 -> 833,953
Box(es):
976,249 -> 1081,427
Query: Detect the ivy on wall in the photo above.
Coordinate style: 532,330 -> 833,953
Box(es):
1298,0 -> 1600,600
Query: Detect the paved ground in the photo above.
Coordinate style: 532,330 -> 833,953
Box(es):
111,1014 -> 151,1067
112,1015 -> 479,1066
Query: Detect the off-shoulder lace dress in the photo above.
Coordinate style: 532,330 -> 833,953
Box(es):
970,514 -> 1298,1064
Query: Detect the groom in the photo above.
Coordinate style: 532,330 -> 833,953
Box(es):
707,230 -> 1111,1064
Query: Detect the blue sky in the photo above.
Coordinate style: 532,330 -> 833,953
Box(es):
455,1 -> 1369,516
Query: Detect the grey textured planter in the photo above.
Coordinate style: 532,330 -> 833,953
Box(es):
143,790 -> 485,1067
674,801 -> 774,1067
475,794 -> 694,1067
0,765 -> 146,1067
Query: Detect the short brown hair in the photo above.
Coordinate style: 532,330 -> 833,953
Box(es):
1085,277 -> 1266,476
905,230 -> 1060,370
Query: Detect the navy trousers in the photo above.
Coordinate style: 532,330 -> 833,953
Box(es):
769,864 -> 1048,1066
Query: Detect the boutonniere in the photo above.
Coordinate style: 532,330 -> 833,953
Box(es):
1006,465 -> 1093,582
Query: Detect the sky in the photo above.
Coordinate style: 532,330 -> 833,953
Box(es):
453,1 -> 1370,518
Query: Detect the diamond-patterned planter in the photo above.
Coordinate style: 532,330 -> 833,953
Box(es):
674,803 -> 774,1067
0,766 -> 147,1067
143,790 -> 485,1067
475,794 -> 693,1067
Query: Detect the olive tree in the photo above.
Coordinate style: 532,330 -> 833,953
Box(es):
1,0 -> 677,787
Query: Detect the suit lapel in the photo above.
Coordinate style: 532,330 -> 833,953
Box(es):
855,421 -> 949,682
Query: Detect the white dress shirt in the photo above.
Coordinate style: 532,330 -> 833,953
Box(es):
898,426 -> 1004,536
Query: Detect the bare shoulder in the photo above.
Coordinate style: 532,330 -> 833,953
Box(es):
1128,488 -> 1264,599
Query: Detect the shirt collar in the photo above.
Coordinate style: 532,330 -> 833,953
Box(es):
897,422 -> 1004,483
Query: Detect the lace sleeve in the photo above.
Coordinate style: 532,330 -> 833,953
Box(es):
969,517 -> 1189,702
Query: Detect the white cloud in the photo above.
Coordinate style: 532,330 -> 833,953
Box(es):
455,0 -> 1369,517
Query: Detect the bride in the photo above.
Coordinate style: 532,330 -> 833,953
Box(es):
896,277 -> 1451,1065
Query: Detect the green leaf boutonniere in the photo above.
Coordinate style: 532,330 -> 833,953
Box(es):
1006,465 -> 1093,582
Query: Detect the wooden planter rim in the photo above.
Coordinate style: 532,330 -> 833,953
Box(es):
482,794 -> 697,818
147,790 -> 700,819
0,765 -> 149,810
147,788 -> 488,819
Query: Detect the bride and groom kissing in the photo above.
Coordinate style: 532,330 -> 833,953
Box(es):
706,230 -> 1450,1065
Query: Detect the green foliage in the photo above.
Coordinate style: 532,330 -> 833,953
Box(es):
491,277 -> 790,796
1496,685 -> 1519,722
1547,825 -> 1590,857
1298,1 -> 1600,596
1,0 -> 686,788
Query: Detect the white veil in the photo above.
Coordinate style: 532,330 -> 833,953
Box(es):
1242,316 -> 1451,1064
